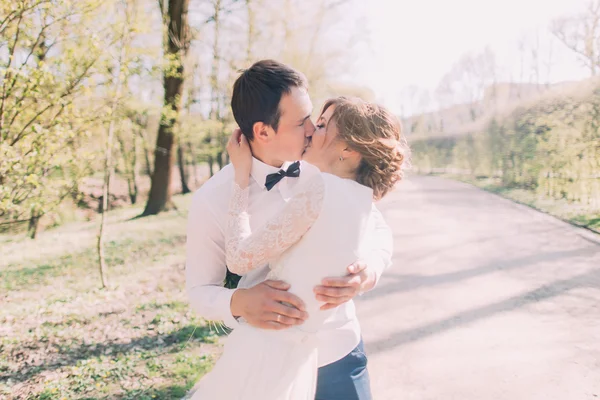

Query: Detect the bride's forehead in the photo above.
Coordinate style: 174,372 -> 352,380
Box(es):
320,105 -> 336,121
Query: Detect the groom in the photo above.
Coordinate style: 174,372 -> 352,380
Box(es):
186,59 -> 392,399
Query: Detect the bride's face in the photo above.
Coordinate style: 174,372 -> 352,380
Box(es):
301,105 -> 344,171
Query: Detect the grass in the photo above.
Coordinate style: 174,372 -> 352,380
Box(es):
0,194 -> 225,400
438,174 -> 600,234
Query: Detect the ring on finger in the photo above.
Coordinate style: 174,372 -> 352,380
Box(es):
276,314 -> 282,323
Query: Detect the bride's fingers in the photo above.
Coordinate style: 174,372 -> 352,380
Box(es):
315,293 -> 352,303
320,302 -> 344,311
233,128 -> 242,142
227,129 -> 242,148
226,134 -> 236,153
317,294 -> 353,310
314,285 -> 355,298
239,133 -> 249,149
321,275 -> 362,288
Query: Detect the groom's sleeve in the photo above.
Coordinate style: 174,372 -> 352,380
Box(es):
364,204 -> 393,286
185,190 -> 240,329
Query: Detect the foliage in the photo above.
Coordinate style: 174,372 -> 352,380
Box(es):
0,0 -> 109,233
1,0 -> 371,235
412,82 -> 600,208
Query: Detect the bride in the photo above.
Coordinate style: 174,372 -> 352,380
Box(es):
192,97 -> 410,400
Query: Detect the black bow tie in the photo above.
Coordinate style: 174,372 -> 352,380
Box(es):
264,161 -> 301,191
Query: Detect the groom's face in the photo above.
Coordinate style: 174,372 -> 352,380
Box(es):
268,86 -> 315,163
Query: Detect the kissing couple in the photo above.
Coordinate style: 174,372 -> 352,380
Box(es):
186,59 -> 410,400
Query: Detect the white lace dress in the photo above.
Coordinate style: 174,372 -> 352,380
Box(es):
191,172 -> 373,400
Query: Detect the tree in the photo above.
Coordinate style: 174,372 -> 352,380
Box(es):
435,47 -> 497,122
97,0 -> 146,288
116,122 -> 140,204
245,0 -> 257,62
208,0 -> 227,170
142,0 -> 190,215
119,102 -> 155,201
97,6 -> 128,288
552,0 -> 600,77
0,0 -> 108,237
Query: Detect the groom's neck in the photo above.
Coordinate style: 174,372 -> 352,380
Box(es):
251,145 -> 284,169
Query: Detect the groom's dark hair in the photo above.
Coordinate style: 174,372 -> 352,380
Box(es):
231,59 -> 307,140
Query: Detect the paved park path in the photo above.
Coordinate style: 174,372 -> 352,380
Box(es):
358,175 -> 600,400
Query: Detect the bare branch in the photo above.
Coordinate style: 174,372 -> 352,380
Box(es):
551,2 -> 600,76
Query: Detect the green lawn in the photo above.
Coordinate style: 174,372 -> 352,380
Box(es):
0,195 -> 223,400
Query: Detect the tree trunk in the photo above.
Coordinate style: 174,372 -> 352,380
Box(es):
209,0 -> 222,120
143,117 -> 176,215
245,0 -> 255,62
183,64 -> 199,191
130,134 -> 139,204
129,182 -> 138,204
217,151 -> 224,170
27,211 -> 40,239
143,0 -> 190,215
177,143 -> 190,193
187,140 -> 199,187
97,0 -> 132,288
98,114 -> 116,289
144,151 -> 152,176
138,128 -> 153,177
208,154 -> 214,177
117,132 -> 139,204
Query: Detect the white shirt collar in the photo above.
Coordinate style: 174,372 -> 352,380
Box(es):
250,157 -> 295,189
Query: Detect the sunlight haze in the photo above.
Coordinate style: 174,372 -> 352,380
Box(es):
352,0 -> 590,114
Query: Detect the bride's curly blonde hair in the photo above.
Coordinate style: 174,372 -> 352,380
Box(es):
323,97 -> 411,200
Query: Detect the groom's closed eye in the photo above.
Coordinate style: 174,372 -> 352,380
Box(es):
297,115 -> 311,126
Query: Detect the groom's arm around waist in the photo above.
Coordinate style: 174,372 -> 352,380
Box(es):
185,190 -> 240,329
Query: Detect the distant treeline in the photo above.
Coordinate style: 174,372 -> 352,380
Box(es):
411,83 -> 600,206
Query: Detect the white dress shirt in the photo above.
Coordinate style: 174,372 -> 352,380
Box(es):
186,158 -> 393,366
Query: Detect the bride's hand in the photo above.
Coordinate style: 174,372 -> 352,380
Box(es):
227,128 -> 252,188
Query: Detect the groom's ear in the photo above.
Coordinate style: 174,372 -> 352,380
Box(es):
252,121 -> 273,143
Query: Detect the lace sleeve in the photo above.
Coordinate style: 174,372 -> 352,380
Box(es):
225,174 -> 325,275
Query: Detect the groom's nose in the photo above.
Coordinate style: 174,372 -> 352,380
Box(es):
305,120 -> 316,137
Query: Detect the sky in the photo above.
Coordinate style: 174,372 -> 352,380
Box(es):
349,0 -> 590,114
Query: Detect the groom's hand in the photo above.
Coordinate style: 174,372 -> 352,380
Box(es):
230,280 -> 309,330
314,261 -> 376,311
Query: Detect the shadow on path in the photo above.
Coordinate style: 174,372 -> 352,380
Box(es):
367,267 -> 600,355
361,246 -> 599,302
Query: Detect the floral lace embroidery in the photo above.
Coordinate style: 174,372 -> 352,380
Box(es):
225,175 -> 325,275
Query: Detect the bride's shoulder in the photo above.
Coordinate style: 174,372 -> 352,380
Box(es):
298,161 -> 320,178
321,173 -> 372,195
297,162 -> 372,197
299,162 -> 349,187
